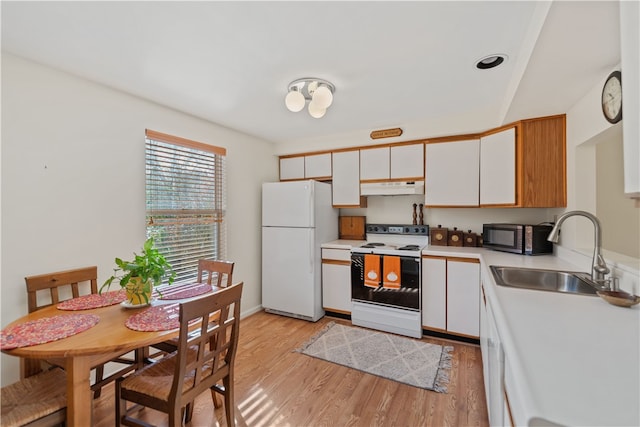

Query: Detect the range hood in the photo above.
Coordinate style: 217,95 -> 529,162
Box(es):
360,181 -> 424,196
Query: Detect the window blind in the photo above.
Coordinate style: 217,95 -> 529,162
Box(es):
145,130 -> 227,284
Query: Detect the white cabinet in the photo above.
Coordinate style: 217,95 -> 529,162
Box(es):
482,283 -> 520,427
360,147 -> 389,180
425,117 -> 565,207
447,259 -> 480,336
280,153 -> 332,181
279,156 -> 305,181
422,256 -> 480,338
304,153 -> 332,179
360,143 -> 424,181
421,257 -> 447,330
620,1 -> 640,198
425,139 -> 480,206
321,248 -> 352,314
424,128 -> 516,207
332,150 -> 362,207
485,296 -> 506,427
391,143 -> 424,179
480,127 -> 516,205
479,284 -> 490,406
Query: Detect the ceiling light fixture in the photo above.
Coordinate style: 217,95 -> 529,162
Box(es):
285,78 -> 335,119
475,54 -> 508,70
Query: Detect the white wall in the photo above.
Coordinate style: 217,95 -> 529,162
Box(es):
561,67 -> 639,291
341,194 -> 558,236
0,53 -> 278,385
596,127 -> 640,258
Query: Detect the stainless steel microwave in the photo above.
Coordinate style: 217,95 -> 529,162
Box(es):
482,224 -> 554,255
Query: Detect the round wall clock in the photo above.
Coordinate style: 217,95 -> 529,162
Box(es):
601,70 -> 622,124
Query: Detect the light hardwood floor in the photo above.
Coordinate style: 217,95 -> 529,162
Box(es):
94,311 -> 489,426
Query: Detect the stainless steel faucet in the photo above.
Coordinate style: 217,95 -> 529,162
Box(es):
547,210 -> 610,284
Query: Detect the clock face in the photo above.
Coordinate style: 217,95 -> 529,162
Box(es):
602,71 -> 622,123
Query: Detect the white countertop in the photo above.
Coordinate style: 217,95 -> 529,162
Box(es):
321,239 -> 365,250
475,249 -> 639,427
322,240 -> 640,426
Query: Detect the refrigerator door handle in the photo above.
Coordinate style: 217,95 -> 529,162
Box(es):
309,229 -> 314,273
308,183 -> 314,226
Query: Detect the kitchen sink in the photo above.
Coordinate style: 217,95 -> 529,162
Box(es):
490,266 -> 605,296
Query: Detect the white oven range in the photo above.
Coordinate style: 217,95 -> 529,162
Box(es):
350,224 -> 428,338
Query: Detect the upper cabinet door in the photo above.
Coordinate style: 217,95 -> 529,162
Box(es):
332,150 -> 361,207
280,156 -> 305,181
620,1 -> 640,198
425,139 -> 479,206
391,143 -> 424,179
480,127 -> 516,206
305,153 -> 332,179
360,147 -> 390,181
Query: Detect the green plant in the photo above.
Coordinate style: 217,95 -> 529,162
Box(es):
100,237 -> 175,293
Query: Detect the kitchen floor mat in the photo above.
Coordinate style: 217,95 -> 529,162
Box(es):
296,322 -> 453,392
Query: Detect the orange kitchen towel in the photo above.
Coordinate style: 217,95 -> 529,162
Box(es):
382,256 -> 401,289
364,254 -> 381,288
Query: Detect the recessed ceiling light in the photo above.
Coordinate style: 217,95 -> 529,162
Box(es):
475,54 -> 507,70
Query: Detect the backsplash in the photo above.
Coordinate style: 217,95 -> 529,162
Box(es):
340,194 -> 562,234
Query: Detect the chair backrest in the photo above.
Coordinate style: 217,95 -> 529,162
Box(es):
197,259 -> 234,288
25,266 -> 98,313
170,282 -> 243,407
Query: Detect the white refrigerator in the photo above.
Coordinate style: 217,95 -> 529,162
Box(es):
262,180 -> 338,322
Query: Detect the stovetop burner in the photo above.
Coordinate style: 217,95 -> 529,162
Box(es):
352,224 -> 428,257
360,242 -> 385,248
398,245 -> 420,251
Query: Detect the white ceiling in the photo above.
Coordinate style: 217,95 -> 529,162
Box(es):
1,1 -> 620,151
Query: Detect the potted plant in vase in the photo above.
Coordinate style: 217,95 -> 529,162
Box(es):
100,237 -> 176,306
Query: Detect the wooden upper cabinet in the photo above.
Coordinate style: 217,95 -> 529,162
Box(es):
479,115 -> 566,207
278,113 -> 565,208
517,115 -> 566,207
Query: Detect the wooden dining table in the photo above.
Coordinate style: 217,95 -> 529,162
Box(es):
2,286 -> 221,426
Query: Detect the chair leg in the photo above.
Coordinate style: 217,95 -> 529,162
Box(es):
94,364 -> 105,399
115,377 -> 125,427
223,375 -> 235,427
185,402 -> 194,423
212,385 -> 222,409
169,408 -> 181,427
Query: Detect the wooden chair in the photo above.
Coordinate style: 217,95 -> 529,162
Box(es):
24,266 -> 142,399
197,259 -> 235,288
116,282 -> 243,427
151,259 -> 235,355
1,367 -> 67,427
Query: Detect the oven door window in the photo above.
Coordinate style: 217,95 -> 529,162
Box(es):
351,253 -> 420,311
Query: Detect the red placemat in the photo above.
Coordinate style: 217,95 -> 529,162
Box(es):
57,290 -> 127,310
125,304 -> 181,332
155,283 -> 213,300
1,314 -> 100,350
